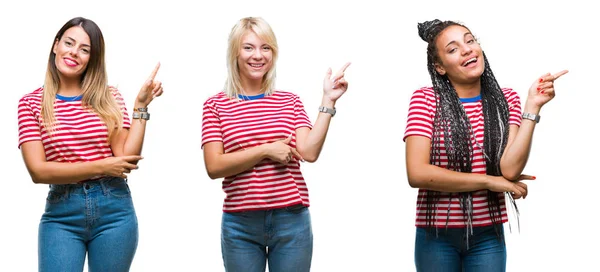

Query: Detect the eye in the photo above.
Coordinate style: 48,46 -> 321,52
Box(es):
243,46 -> 253,51
448,48 -> 457,54
466,39 -> 475,44
262,46 -> 271,51
81,48 -> 90,54
65,41 -> 73,46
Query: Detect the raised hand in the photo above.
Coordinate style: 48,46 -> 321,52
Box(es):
527,70 -> 568,108
99,155 -> 144,179
265,134 -> 304,165
136,62 -> 163,108
323,62 -> 351,103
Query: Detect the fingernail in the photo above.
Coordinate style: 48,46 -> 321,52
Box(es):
541,91 -> 544,94
539,78 -> 543,82
532,176 -> 536,179
536,87 -> 540,91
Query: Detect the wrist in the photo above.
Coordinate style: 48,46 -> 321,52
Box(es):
320,97 -> 335,108
91,160 -> 105,176
482,175 -> 493,191
258,143 -> 272,160
133,103 -> 148,110
523,100 -> 541,114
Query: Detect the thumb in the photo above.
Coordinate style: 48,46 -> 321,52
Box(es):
282,134 -> 292,144
324,68 -> 332,81
517,174 -> 536,181
122,155 -> 144,162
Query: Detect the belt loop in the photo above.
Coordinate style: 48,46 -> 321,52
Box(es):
100,177 -> 110,195
64,185 -> 69,199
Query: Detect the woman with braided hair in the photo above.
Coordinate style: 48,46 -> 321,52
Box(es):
403,19 -> 567,271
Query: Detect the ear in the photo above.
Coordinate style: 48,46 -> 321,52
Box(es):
52,39 -> 59,54
434,63 -> 446,76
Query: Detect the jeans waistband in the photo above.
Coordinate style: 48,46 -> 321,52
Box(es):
49,176 -> 125,195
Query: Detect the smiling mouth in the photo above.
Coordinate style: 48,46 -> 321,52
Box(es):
249,63 -> 264,68
64,58 -> 79,67
462,57 -> 477,67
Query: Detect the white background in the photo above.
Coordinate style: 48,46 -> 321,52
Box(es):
0,0 -> 596,271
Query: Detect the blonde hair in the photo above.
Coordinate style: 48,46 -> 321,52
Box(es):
225,17 -> 278,99
42,17 -> 123,141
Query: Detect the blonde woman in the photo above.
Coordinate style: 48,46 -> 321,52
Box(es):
202,17 -> 350,272
17,17 -> 162,272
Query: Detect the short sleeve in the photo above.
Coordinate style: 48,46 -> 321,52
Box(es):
502,88 -> 522,127
17,97 -> 42,148
110,87 -> 131,129
294,95 -> 312,130
403,89 -> 435,141
201,99 -> 223,147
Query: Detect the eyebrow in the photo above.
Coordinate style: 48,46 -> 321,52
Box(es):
242,43 -> 269,47
445,32 -> 474,48
65,36 -> 90,47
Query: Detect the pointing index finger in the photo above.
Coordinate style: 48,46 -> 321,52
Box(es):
551,69 -> 568,80
338,62 -> 351,74
148,62 -> 161,81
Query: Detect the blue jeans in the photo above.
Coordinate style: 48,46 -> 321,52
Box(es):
38,177 -> 138,272
415,225 -> 506,272
221,204 -> 313,272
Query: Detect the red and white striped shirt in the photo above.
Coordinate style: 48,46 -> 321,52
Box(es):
202,91 -> 313,213
403,87 -> 522,227
18,87 -> 131,164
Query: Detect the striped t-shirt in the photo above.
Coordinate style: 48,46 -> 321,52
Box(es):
202,91 -> 313,212
18,87 -> 131,165
403,87 -> 522,227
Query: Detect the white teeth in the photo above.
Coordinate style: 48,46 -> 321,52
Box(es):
250,64 -> 263,67
463,58 -> 476,66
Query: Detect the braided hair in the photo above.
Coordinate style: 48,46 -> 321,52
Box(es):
417,20 -> 511,241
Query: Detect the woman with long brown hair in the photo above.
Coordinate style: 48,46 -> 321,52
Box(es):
17,17 -> 162,271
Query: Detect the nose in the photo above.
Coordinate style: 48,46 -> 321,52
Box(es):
69,46 -> 79,57
252,49 -> 263,60
460,42 -> 473,56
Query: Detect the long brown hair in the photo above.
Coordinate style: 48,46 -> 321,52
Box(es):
42,17 -> 122,141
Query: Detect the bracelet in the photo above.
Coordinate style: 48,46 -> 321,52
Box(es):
133,107 -> 148,112
522,112 -> 540,123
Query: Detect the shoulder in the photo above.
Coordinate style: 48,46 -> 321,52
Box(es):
500,87 -> 520,102
203,91 -> 229,106
108,85 -> 126,99
271,90 -> 304,104
409,86 -> 436,103
19,87 -> 43,105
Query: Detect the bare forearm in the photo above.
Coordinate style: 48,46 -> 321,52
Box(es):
205,144 -> 268,179
298,98 -> 334,162
501,102 -> 540,180
408,164 -> 491,192
123,119 -> 147,156
29,161 -> 103,184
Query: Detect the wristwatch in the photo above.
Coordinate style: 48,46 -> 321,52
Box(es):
318,106 -> 336,117
132,112 -> 150,120
522,112 -> 540,123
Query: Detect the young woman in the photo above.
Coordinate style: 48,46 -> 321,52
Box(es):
17,17 -> 163,272
201,17 -> 350,272
404,19 -> 567,271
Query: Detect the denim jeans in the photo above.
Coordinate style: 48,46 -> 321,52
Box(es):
414,225 -> 506,272
38,177 -> 138,272
221,204 -> 313,272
